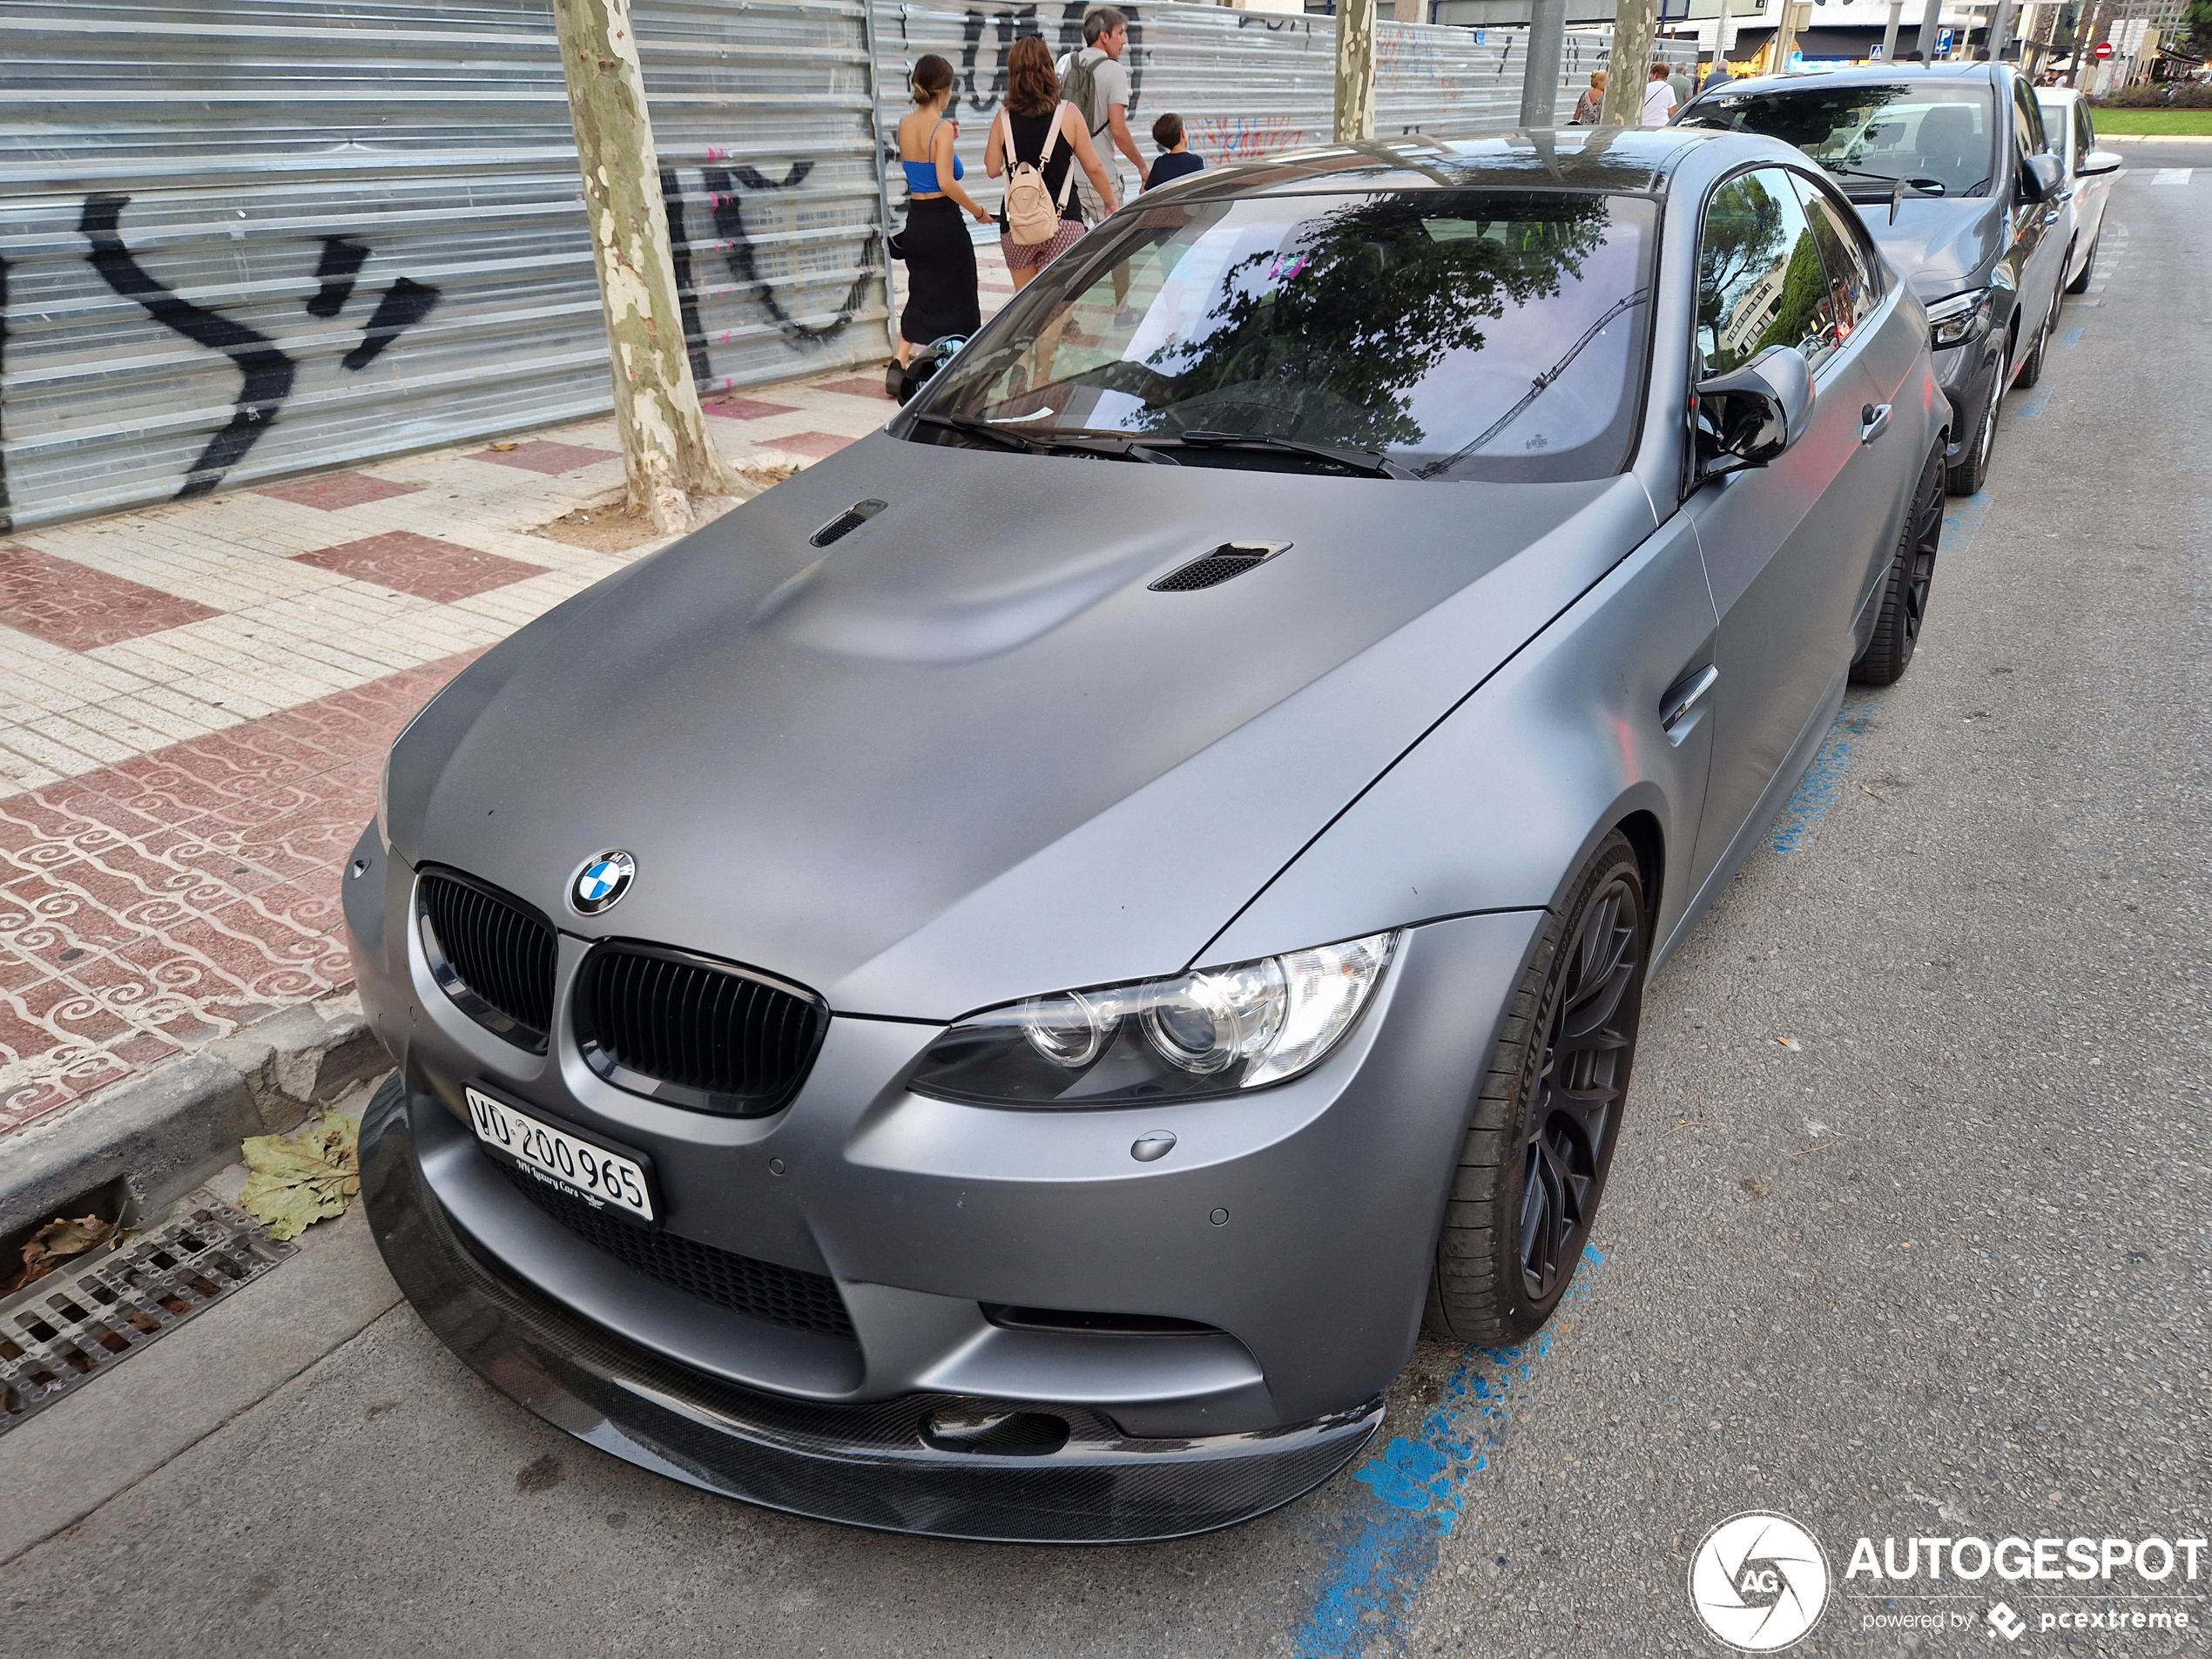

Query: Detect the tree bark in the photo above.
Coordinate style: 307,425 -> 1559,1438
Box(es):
552,0 -> 740,532
1599,0 -> 1659,126
1334,0 -> 1379,144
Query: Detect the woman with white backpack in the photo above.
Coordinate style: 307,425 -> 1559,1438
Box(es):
983,35 -> 1118,291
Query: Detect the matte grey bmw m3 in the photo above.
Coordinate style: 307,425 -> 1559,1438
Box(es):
349,130 -> 1946,1541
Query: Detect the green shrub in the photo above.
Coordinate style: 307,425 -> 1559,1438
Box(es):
2093,84 -> 2212,108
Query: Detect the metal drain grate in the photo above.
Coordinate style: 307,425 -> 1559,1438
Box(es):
0,1190 -> 293,1432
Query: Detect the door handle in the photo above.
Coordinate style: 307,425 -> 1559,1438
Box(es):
1659,664 -> 1719,744
1858,402 -> 1892,443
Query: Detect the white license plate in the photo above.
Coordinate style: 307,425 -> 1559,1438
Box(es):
465,1087 -> 654,1223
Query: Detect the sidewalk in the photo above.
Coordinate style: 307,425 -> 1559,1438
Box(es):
0,246 -> 1014,1154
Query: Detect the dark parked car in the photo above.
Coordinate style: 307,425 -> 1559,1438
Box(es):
1676,63 -> 2070,494
350,129 -> 1944,1544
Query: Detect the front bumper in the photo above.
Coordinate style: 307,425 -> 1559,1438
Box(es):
348,821 -> 1543,1539
362,1076 -> 1381,1541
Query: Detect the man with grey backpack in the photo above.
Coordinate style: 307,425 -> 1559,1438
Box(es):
1056,8 -> 1146,233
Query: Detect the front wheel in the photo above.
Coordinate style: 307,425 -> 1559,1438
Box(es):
1425,833 -> 1649,1345
1945,336 -> 2006,496
2014,285 -> 2060,389
1851,443 -> 1944,686
2066,233 -> 2096,295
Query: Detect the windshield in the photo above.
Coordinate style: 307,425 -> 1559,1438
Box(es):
1678,83 -> 1997,199
906,189 -> 1657,482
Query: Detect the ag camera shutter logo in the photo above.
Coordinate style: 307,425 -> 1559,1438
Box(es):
1689,1511 -> 1832,1651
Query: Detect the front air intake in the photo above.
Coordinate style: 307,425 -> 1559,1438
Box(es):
417,869 -> 557,1052
1147,540 -> 1292,592
573,941 -> 827,1116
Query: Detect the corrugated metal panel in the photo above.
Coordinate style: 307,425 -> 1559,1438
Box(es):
0,0 -> 1609,532
870,4 -> 1608,191
0,0 -> 891,530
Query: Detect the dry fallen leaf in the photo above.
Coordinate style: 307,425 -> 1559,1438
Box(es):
239,1111 -> 361,1241
1775,1036 -> 1802,1051
487,441 -> 520,451
1742,1179 -> 1771,1198
3,1214 -> 118,1296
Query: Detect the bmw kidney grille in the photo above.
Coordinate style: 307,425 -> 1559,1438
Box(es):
573,941 -> 828,1117
417,869 -> 557,1052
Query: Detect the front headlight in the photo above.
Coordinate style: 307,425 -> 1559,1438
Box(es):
907,933 -> 1399,1107
1925,287 -> 1993,348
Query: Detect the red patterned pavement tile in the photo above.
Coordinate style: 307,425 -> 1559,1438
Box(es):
0,646 -> 482,1144
256,473 -> 424,511
705,397 -> 801,420
813,376 -> 894,401
470,440 -> 619,476
292,530 -> 550,603
764,431 -> 858,460
0,543 -> 219,651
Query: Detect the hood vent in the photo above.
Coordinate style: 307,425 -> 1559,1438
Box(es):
808,498 -> 887,549
1148,541 -> 1291,593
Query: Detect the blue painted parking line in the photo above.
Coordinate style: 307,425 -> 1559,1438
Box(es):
1288,1249 -> 1605,1659
1769,691 -> 1889,854
1941,489 -> 1994,556
2062,326 -> 2084,347
2016,383 -> 2054,419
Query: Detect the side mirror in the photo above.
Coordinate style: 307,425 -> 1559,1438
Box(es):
1695,346 -> 1813,479
2077,147 -> 2123,176
2022,152 -> 2066,201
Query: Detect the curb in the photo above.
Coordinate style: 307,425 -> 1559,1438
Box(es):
0,995 -> 393,1242
2098,132 -> 2212,144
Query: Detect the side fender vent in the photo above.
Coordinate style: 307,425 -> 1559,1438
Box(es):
1147,541 -> 1292,592
808,498 -> 887,549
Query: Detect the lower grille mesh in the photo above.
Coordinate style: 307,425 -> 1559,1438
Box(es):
493,1158 -> 855,1342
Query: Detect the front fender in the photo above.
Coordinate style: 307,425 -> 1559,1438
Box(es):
1202,512 -> 1718,968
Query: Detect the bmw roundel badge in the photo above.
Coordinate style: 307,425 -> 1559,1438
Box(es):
570,850 -> 636,914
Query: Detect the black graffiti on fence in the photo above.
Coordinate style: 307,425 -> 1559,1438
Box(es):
658,168 -> 718,388
305,237 -> 372,318
78,197 -> 442,501
341,278 -> 440,373
701,165 -> 872,348
81,194 -> 298,501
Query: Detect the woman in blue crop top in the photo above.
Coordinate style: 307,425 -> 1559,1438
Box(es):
894,55 -> 989,368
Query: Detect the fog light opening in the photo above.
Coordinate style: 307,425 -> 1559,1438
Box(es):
921,1407 -> 1070,1457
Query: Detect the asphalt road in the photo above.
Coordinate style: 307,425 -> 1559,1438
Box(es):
3,146 -> 2206,1659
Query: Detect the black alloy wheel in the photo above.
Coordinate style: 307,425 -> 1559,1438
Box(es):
1851,443 -> 1946,685
2014,286 -> 2058,390
1426,832 -> 1649,1345
1945,334 -> 2007,496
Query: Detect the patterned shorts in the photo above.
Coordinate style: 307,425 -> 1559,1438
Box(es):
1001,219 -> 1086,271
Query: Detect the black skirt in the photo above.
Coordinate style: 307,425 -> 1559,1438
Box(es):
899,195 -> 981,347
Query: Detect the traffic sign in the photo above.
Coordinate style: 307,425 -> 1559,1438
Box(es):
1936,25 -> 1954,53
2093,38 -> 2115,57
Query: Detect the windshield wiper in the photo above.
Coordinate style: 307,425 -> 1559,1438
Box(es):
1167,430 -> 1415,480
1416,288 -> 1649,480
1824,165 -> 1947,194
906,410 -> 1046,453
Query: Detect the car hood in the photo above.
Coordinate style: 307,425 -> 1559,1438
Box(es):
1863,194 -> 2004,300
387,434 -> 1656,1019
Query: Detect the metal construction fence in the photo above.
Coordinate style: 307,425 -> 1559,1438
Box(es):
0,0 -> 1609,532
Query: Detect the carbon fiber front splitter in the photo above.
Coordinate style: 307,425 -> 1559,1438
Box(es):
361,1078 -> 1384,1543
